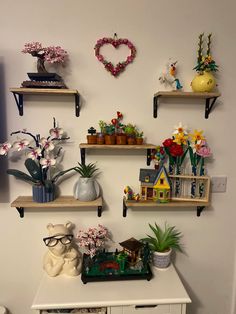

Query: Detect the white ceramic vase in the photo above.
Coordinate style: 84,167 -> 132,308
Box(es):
153,249 -> 172,269
73,177 -> 99,201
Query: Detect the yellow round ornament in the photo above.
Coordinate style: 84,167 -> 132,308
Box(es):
191,71 -> 216,92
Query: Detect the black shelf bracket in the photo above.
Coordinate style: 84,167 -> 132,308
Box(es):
205,97 -> 218,119
123,199 -> 128,217
153,95 -> 159,118
16,207 -> 24,218
75,93 -> 80,117
12,92 -> 24,116
197,206 -> 205,217
80,148 -> 86,165
98,205 -> 102,217
147,149 -> 152,166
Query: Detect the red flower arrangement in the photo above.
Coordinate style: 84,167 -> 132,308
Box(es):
94,35 -> 136,77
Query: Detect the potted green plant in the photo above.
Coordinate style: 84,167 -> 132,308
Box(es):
87,127 -> 97,144
0,118 -> 75,203
124,123 -> 136,145
141,222 -> 183,269
135,129 -> 144,145
97,120 -> 107,145
73,162 -> 100,201
104,124 -> 116,145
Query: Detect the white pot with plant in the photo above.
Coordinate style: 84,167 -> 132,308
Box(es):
73,162 -> 100,201
141,222 -> 183,269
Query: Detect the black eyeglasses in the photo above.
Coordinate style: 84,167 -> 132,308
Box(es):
43,234 -> 74,247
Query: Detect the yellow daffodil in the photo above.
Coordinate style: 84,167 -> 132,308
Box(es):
173,122 -> 188,135
190,130 -> 205,143
173,132 -> 188,145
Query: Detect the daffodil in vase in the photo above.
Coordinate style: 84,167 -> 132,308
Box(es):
191,33 -> 219,92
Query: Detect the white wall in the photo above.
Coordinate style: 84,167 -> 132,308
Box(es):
0,1 -> 235,314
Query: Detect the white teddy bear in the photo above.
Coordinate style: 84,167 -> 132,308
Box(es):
43,221 -> 81,277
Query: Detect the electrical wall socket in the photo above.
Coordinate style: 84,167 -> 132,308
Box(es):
211,176 -> 227,193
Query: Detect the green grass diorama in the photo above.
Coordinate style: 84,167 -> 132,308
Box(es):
81,239 -> 152,284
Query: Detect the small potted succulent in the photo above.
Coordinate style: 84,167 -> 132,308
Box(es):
104,124 -> 116,145
124,123 -> 136,145
97,120 -> 107,145
135,129 -> 144,145
141,222 -> 183,269
87,127 -> 97,145
73,162 -> 100,201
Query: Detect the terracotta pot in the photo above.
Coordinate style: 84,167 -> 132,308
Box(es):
97,133 -> 105,145
127,137 -> 136,145
105,134 -> 116,145
116,134 -> 127,145
87,135 -> 97,144
136,138 -> 143,145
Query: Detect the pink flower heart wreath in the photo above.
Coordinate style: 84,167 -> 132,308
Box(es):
94,35 -> 136,77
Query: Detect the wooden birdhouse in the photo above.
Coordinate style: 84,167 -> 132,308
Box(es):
119,237 -> 143,265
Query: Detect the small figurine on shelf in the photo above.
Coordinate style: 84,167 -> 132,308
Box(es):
159,59 -> 183,91
87,127 -> 97,144
43,221 -> 81,277
124,186 -> 140,201
21,41 -> 68,88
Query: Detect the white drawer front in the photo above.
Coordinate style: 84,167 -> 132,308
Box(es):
122,304 -> 182,314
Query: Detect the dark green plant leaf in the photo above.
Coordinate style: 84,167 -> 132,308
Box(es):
6,169 -> 39,184
24,158 -> 42,181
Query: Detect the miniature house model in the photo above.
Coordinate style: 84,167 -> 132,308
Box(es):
119,237 -> 143,265
139,165 -> 171,203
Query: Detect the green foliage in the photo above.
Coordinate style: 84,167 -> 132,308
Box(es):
141,222 -> 183,253
124,123 -> 136,136
98,120 -> 107,134
6,169 -> 39,184
104,124 -> 115,135
74,162 -> 99,178
24,158 -> 42,181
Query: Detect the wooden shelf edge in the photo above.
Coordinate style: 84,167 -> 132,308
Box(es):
79,143 -> 157,149
11,196 -> 102,208
10,88 -> 79,95
154,91 -> 221,98
124,198 -> 210,208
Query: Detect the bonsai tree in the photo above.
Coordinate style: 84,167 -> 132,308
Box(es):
22,41 -> 68,73
141,222 -> 183,253
74,162 -> 99,178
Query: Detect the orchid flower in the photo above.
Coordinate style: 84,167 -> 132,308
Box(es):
40,156 -> 56,168
0,142 -> 12,155
40,138 -> 55,151
12,139 -> 30,151
49,127 -> 64,139
27,148 -> 42,160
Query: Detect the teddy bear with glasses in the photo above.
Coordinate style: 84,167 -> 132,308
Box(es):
43,221 -> 81,277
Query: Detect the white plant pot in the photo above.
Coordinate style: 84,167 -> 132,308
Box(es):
73,177 -> 100,201
153,249 -> 172,269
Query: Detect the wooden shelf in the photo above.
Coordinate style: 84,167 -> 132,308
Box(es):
10,88 -> 80,117
11,196 -> 103,218
123,197 -> 210,217
153,91 -> 221,119
79,143 -> 156,166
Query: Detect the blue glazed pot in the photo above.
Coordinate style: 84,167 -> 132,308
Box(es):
32,184 -> 55,203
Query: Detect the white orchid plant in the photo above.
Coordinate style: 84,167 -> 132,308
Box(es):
0,118 -> 75,191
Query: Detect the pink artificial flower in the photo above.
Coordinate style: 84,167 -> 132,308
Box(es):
27,148 -> 42,160
49,127 -> 64,139
196,146 -> 211,158
40,156 -> 56,168
13,139 -> 29,151
0,142 -> 12,155
22,42 -> 43,54
40,138 -> 55,151
44,46 -> 68,64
